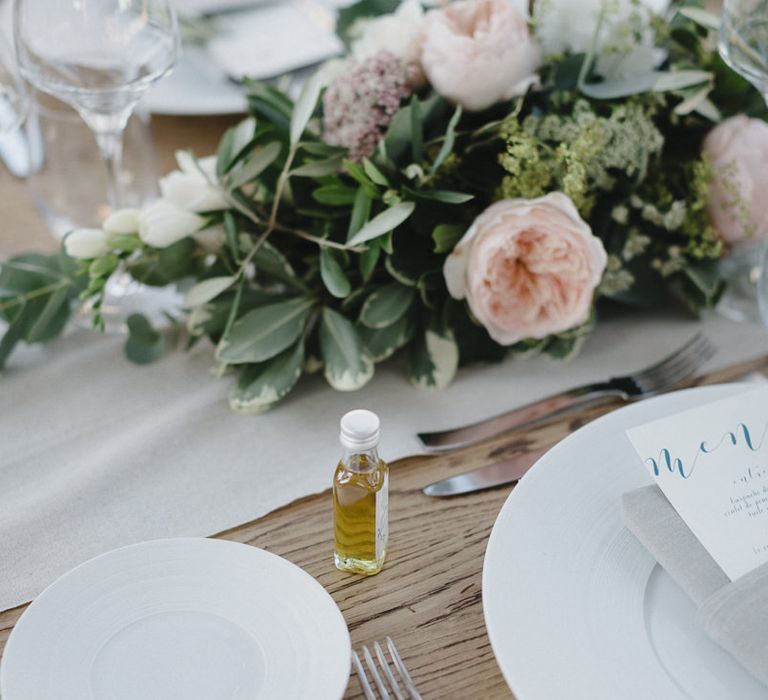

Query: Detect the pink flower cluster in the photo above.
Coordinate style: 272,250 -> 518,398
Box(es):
322,51 -> 411,162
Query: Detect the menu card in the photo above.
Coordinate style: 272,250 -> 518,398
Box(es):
627,386 -> 768,581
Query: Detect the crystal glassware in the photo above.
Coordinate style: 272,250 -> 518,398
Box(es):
717,0 -> 768,321
0,33 -> 26,134
13,0 -> 181,331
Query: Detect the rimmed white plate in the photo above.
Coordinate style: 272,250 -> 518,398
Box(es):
1,538 -> 351,700
483,385 -> 767,700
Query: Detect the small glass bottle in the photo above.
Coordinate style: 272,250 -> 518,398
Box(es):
333,409 -> 389,575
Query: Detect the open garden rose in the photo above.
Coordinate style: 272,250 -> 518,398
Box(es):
703,114 -> 768,244
420,0 -> 540,112
444,193 -> 607,344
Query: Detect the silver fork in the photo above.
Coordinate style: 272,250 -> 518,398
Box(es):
352,637 -> 422,700
418,333 -> 716,453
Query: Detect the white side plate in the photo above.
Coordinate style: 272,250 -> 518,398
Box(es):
1,538 -> 351,700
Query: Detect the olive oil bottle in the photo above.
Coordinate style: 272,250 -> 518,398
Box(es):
333,409 -> 389,575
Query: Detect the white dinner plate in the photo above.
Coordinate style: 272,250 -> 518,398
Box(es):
0,538 -> 351,700
483,385 -> 768,700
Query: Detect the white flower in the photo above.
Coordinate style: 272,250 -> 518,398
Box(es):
159,151 -> 228,213
193,224 -> 226,253
64,228 -> 110,260
103,208 -> 140,238
351,0 -> 426,82
138,200 -> 206,249
534,0 -> 668,79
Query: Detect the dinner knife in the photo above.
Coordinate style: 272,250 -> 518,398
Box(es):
422,447 -> 550,497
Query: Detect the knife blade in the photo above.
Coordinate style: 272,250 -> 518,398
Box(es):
422,447 -> 550,497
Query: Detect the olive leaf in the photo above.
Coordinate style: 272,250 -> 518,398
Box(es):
346,202 -> 415,247
184,276 -> 237,308
216,298 -> 313,364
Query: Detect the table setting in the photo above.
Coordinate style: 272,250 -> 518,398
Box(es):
4,0 -> 768,698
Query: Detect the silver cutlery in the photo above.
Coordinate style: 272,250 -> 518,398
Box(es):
423,351 -> 768,499
352,637 -> 422,700
417,333 -> 716,453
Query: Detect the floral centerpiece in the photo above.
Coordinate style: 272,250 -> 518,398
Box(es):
1,0 -> 765,412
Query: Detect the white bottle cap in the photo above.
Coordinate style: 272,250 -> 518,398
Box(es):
340,409 -> 381,451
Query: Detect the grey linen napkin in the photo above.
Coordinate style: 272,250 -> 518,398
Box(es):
622,485 -> 768,687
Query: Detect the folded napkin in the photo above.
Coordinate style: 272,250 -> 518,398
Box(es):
622,485 -> 768,687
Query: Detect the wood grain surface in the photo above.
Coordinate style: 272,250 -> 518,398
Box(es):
1,111 -> 764,699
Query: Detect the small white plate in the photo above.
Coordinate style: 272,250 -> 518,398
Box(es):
1,538 -> 351,700
482,385 -> 768,700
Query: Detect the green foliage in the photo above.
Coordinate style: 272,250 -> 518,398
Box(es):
1,0 -> 758,410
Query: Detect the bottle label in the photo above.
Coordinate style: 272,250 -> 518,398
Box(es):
376,483 -> 388,560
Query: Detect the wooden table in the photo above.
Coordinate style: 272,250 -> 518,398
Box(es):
2,115 -> 766,699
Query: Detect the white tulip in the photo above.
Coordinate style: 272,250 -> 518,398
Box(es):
193,224 -> 226,253
159,151 -> 228,213
138,200 -> 206,249
64,228 -> 110,259
103,208 -> 140,238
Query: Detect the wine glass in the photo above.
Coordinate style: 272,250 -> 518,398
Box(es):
13,0 -> 181,330
13,0 -> 179,210
718,0 -> 768,322
0,34 -> 26,134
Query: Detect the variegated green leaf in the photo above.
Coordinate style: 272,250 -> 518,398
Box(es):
408,328 -> 459,390
229,341 -> 305,414
358,313 -> 414,362
319,307 -> 374,391
359,283 -> 415,329
320,248 -> 351,298
216,298 -> 313,364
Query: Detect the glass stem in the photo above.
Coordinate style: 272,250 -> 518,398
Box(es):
94,126 -> 125,211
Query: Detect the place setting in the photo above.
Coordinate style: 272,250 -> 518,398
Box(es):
4,0 -> 768,698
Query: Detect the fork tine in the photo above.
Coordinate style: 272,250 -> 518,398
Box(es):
374,640 -> 406,700
634,334 -> 716,393
386,637 -> 422,700
353,650 -> 377,700
363,644 -> 391,700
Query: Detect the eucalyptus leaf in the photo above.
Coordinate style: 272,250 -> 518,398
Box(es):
290,69 -> 325,146
362,158 -> 388,187
347,202 -> 416,247
319,307 -> 374,391
291,155 -> 344,177
358,312 -> 414,361
432,223 -> 465,253
678,7 -> 720,30
125,314 -> 165,365
320,248 -> 351,298
408,328 -> 459,390
228,141 -> 281,189
26,284 -> 71,343
184,276 -> 237,307
653,70 -> 712,92
229,341 -> 305,414
347,188 -> 372,241
313,184 -> 358,206
431,106 -> 462,173
216,297 -> 313,364
359,283 -> 415,329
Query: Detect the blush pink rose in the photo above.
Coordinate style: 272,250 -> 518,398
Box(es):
420,0 -> 541,112
703,114 -> 768,244
444,193 -> 607,344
